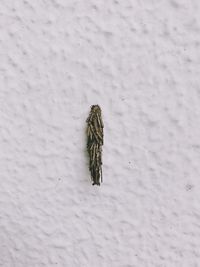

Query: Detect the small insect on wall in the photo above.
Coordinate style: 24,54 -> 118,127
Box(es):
86,105 -> 104,186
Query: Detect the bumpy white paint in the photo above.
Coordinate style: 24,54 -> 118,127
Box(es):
1,1 -> 200,266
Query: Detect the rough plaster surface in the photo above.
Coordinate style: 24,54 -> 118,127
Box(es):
1,1 -> 200,266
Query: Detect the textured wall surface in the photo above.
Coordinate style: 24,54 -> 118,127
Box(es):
1,1 -> 200,266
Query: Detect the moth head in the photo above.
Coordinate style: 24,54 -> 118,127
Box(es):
91,105 -> 101,113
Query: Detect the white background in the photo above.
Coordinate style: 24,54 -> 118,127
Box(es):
0,1 -> 200,266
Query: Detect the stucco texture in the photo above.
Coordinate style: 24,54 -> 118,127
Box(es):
1,1 -> 200,266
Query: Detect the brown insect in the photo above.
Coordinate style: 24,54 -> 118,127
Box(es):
86,105 -> 104,186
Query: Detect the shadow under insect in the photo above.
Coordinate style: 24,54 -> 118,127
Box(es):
86,105 -> 104,186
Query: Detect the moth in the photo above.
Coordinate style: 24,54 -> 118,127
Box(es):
86,105 -> 104,186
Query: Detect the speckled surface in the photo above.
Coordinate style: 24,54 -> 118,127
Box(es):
1,1 -> 200,266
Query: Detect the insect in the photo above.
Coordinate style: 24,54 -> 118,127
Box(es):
86,105 -> 104,186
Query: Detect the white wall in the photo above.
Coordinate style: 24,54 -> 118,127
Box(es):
1,1 -> 200,266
